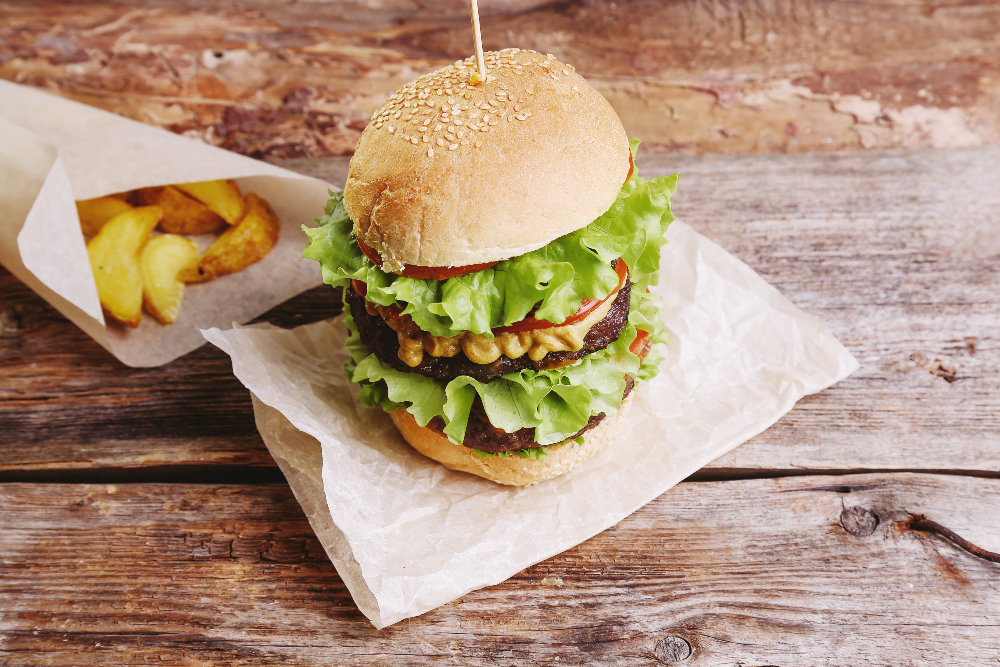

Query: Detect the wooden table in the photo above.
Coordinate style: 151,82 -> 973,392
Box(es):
2,1 -> 999,664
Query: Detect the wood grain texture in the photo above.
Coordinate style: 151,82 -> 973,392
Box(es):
1,0 -> 998,158
1,473 -> 998,664
2,146 -> 998,478
0,273 -> 341,478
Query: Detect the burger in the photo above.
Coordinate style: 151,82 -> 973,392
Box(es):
304,48 -> 677,485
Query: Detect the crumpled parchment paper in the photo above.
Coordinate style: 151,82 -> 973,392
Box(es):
0,80 -> 332,366
203,218 -> 859,628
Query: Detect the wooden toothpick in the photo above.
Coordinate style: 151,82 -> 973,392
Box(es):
468,0 -> 486,84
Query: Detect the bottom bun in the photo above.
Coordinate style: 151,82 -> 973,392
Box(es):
390,393 -> 634,486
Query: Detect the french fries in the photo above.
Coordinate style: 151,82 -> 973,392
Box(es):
78,180 -> 280,328
182,193 -> 280,283
140,235 -> 199,324
135,186 -> 226,235
175,179 -> 247,225
87,206 -> 162,327
76,196 -> 134,237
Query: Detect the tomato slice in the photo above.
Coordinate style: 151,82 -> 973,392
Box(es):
493,259 -> 628,334
629,328 -> 651,358
356,237 -> 499,280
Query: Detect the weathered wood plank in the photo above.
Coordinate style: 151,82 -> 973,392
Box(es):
2,146 -> 998,477
1,473 -> 998,664
655,147 -> 1000,477
0,271 -> 341,477
1,0 -> 998,159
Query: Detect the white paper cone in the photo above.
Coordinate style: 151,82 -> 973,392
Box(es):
0,80 -> 336,366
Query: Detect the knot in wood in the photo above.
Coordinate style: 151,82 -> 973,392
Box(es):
1,306 -> 26,338
654,636 -> 692,662
841,506 -> 879,538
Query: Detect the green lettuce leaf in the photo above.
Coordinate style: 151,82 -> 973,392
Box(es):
303,140 -> 677,339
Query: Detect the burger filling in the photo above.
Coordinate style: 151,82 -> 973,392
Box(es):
345,275 -> 632,383
304,140 -> 678,457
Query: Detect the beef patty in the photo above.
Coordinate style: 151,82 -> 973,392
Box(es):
345,277 -> 632,384
427,376 -> 635,453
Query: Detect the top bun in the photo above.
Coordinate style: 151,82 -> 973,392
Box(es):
344,49 -> 630,269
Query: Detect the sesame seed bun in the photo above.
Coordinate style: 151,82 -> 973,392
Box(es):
344,48 -> 630,269
389,393 -> 634,486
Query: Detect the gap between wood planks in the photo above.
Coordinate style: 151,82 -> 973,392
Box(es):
2,466 -> 998,485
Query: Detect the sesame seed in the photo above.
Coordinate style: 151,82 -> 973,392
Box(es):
428,148 -> 434,157
404,101 -> 411,107
514,104 -> 521,112
461,138 -> 469,145
506,115 -> 514,121
449,143 -> 458,150
475,140 -> 483,147
447,125 -> 455,132
422,119 -> 430,126
437,137 -> 444,146
388,125 -> 395,133
411,137 -> 419,144
457,129 -> 465,138
423,135 -> 429,142
516,114 -> 526,120
454,119 -> 464,126
434,124 -> 443,131
394,110 -> 402,119
488,118 -> 498,126
481,126 -> 490,132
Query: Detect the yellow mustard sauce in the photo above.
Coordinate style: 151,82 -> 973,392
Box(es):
367,289 -> 620,367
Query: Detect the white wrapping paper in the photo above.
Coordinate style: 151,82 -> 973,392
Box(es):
203,219 -> 858,628
0,80 -> 332,366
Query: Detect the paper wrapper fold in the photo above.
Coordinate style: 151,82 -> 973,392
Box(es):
203,219 -> 858,628
0,80 -> 332,366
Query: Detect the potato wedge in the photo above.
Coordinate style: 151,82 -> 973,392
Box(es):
175,179 -> 246,225
76,196 -> 134,237
140,234 -> 199,324
87,206 -> 163,327
181,193 -> 280,283
135,185 -> 226,235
